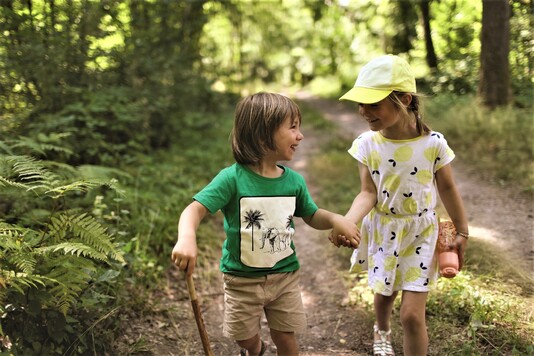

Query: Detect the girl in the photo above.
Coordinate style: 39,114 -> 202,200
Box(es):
337,55 -> 469,355
172,92 -> 360,356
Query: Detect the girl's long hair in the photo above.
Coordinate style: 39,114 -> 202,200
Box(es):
388,92 -> 431,135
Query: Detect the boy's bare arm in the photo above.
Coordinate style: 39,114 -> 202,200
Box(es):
171,201 -> 209,276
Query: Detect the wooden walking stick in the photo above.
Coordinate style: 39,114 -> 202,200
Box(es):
186,273 -> 214,356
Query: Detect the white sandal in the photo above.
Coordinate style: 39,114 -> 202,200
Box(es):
373,324 -> 395,356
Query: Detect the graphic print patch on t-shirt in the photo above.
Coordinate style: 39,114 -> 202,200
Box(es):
240,196 -> 296,268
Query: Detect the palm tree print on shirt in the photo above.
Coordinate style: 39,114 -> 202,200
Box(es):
286,215 -> 294,230
243,209 -> 264,251
284,214 -> 295,250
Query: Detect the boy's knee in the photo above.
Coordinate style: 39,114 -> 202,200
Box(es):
236,334 -> 261,351
270,329 -> 295,342
269,329 -> 298,354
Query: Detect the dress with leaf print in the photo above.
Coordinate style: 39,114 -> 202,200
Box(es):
348,131 -> 455,296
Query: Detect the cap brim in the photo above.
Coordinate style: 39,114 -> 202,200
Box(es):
339,87 -> 392,104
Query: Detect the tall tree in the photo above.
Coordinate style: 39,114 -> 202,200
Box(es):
419,0 -> 438,70
387,0 -> 418,54
479,0 -> 511,108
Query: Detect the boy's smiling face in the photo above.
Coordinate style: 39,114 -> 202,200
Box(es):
270,115 -> 304,162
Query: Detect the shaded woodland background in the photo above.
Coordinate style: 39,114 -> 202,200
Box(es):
0,0 -> 532,354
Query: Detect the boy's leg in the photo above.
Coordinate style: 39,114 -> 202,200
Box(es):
399,291 -> 428,355
270,329 -> 298,355
222,274 -> 265,346
263,271 -> 306,354
374,291 -> 398,330
236,334 -> 263,356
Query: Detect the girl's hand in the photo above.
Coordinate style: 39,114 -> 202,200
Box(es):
171,236 -> 198,276
328,231 -> 357,249
452,234 -> 468,270
331,215 -> 361,249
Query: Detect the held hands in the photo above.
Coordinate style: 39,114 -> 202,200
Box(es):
328,215 -> 361,249
171,235 -> 198,276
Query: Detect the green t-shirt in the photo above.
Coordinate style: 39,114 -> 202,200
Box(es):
194,163 -> 318,277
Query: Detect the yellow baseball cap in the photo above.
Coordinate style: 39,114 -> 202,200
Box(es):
339,55 -> 416,104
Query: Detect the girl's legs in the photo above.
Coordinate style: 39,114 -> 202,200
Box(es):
374,292 -> 398,355
374,291 -> 398,331
237,334 -> 263,356
270,329 -> 298,355
399,291 -> 428,356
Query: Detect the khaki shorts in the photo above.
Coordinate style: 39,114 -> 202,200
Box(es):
222,270 -> 306,341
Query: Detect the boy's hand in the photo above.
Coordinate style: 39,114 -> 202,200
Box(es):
171,237 -> 198,276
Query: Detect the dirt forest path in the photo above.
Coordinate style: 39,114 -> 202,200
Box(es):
130,93 -> 533,356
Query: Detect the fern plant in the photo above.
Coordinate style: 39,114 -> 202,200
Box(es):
0,137 -> 126,354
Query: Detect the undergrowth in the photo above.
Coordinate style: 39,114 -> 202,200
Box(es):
425,94 -> 534,191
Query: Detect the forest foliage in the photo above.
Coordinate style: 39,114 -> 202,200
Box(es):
0,0 -> 532,354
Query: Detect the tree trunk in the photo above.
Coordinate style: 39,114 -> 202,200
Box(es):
478,0 -> 511,108
419,0 -> 438,70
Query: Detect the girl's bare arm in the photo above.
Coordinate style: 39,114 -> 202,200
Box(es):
345,162 -> 377,224
435,164 -> 469,269
328,163 -> 376,248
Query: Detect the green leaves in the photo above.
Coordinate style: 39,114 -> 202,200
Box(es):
0,138 -> 126,353
46,213 -> 125,264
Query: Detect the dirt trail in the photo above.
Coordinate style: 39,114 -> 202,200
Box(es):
119,94 -> 533,355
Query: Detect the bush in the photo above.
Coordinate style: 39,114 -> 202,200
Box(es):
0,138 -> 125,355
425,94 -> 534,189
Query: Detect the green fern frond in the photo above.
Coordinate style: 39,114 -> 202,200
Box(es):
0,225 -> 41,277
8,155 -> 56,183
39,242 -> 108,261
46,256 -> 95,284
1,155 -> 58,194
10,135 -> 74,156
10,252 -> 37,274
0,267 -> 77,316
1,155 -> 120,198
0,176 -> 29,189
46,256 -> 96,315
0,223 -> 42,246
0,270 -> 48,294
46,213 -> 125,263
45,180 -> 103,197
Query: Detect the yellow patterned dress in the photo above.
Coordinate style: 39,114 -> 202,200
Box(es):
349,131 -> 455,296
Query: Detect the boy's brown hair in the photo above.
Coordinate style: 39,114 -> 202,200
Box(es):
231,92 -> 302,165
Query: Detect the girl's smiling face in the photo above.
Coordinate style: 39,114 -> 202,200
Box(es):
271,115 -> 304,161
358,94 -> 417,139
358,98 -> 402,132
